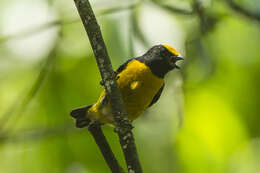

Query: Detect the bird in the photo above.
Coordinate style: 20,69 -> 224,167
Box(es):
70,44 -> 183,128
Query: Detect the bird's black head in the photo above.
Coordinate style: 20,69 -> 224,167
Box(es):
140,44 -> 183,78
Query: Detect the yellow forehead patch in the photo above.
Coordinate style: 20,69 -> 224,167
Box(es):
162,44 -> 180,56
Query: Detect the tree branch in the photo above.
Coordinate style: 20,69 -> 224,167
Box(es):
73,0 -> 142,173
88,122 -> 124,173
226,0 -> 260,22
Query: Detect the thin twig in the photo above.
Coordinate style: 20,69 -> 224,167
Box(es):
128,6 -> 137,57
226,0 -> 260,22
0,36 -> 60,131
0,20 -> 61,43
151,0 -> 194,15
0,2 -> 138,44
0,123 -> 75,144
97,2 -> 140,16
88,122 -> 124,173
192,0 -> 207,34
73,0 -> 142,172
131,10 -> 150,48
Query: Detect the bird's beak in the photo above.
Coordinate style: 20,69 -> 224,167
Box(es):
172,55 -> 184,69
175,55 -> 184,61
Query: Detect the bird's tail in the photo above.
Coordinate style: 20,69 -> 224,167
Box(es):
70,105 -> 93,128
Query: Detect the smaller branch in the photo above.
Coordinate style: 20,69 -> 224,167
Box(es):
131,10 -> 150,48
0,20 -> 61,43
88,122 -> 124,173
97,2 -> 140,16
151,0 -> 194,15
192,0 -> 207,34
226,0 -> 260,22
0,123 -> 75,144
128,11 -> 135,57
192,0 -> 225,35
0,38 -> 59,131
0,2 -> 138,44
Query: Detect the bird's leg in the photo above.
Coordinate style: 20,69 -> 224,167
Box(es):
114,71 -> 120,80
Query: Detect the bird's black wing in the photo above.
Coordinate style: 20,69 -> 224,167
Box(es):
148,83 -> 165,107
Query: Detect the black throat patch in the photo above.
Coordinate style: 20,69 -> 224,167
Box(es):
137,46 -> 174,78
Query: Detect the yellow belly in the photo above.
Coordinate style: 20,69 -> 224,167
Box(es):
89,60 -> 164,124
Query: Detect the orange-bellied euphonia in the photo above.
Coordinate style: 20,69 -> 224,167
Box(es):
70,44 -> 183,128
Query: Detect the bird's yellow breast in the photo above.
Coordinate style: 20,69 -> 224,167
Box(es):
89,60 -> 164,124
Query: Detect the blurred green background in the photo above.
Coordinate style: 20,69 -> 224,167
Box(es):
1,0 -> 260,172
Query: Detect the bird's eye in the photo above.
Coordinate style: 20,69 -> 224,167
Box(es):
168,55 -> 184,68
